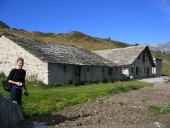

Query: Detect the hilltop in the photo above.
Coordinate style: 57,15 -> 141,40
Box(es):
0,21 -> 128,51
0,21 -> 10,29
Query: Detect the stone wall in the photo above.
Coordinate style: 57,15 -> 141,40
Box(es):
48,64 -> 122,85
153,58 -> 162,77
126,51 -> 153,79
0,36 -> 48,84
0,94 -> 23,128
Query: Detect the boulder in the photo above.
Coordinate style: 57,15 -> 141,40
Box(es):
0,94 -> 23,128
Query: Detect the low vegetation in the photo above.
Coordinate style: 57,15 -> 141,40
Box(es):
0,73 -> 152,117
148,105 -> 170,115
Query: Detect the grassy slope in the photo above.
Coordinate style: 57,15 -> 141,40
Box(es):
151,51 -> 170,76
0,28 -> 128,51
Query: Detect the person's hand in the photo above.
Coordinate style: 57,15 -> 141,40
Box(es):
24,91 -> 29,96
15,82 -> 23,86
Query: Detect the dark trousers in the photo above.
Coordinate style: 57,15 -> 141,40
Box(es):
10,86 -> 22,105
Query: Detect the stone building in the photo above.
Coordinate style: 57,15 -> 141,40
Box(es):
0,34 -> 121,85
152,58 -> 162,77
94,45 -> 157,79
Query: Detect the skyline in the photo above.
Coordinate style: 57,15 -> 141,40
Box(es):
0,0 -> 170,44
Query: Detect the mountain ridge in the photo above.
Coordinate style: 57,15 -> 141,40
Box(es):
149,42 -> 170,55
0,21 -> 129,51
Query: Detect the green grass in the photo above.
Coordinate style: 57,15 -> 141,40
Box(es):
148,105 -> 170,115
0,74 -> 152,117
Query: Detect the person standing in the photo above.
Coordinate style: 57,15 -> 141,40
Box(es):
7,58 -> 29,105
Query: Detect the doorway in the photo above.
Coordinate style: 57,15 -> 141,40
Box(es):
74,66 -> 81,84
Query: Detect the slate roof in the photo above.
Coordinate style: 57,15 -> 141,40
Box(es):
2,34 -> 117,67
93,45 -> 155,67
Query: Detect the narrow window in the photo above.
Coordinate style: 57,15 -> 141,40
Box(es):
87,67 -> 89,72
131,68 -> 134,73
102,67 -> 104,73
136,67 -> 139,75
108,68 -> 112,75
64,65 -> 66,72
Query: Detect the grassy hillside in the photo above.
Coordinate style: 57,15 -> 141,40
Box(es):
0,27 -> 128,51
151,51 -> 170,76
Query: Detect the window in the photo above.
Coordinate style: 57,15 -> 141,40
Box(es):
102,68 -> 104,73
64,66 -> 66,72
108,68 -> 112,75
144,68 -> 146,73
136,67 -> 139,75
87,67 -> 89,72
131,68 -> 134,73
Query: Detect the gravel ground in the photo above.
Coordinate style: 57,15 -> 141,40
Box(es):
30,82 -> 170,128
137,77 -> 165,83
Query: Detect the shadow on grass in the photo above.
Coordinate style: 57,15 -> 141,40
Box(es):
29,114 -> 91,126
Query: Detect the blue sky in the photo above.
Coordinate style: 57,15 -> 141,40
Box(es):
0,0 -> 170,44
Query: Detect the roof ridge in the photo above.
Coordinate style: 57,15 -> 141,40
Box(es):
94,45 -> 148,52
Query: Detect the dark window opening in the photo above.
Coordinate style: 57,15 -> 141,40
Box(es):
102,68 -> 104,73
108,68 -> 112,75
136,67 -> 139,75
131,68 -> 134,73
64,66 -> 66,72
87,67 -> 89,72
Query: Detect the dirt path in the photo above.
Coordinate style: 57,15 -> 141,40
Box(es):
31,82 -> 170,128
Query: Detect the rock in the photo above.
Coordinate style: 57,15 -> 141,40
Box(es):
0,94 -> 23,128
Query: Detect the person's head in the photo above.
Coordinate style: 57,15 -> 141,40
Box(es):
16,58 -> 24,69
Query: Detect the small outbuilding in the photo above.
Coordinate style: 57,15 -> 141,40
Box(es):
94,45 -> 156,79
0,34 -> 121,85
152,58 -> 162,77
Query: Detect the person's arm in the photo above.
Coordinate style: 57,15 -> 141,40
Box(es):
8,80 -> 22,86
